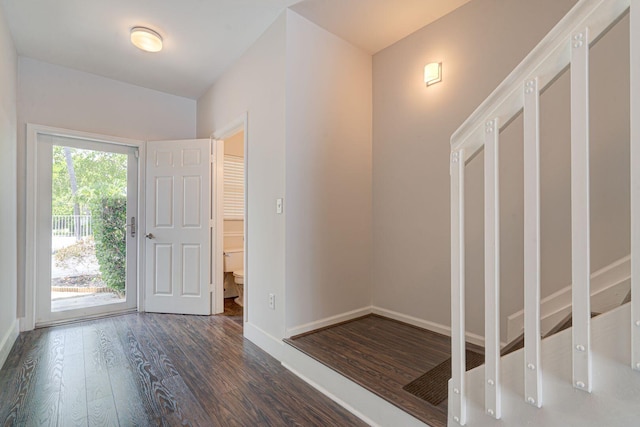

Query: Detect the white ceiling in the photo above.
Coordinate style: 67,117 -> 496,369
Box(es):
1,0 -> 470,99
291,0 -> 472,54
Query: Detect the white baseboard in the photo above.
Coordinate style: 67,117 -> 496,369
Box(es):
243,321 -> 285,360
0,319 -> 19,370
506,255 -> 631,342
282,344 -> 428,427
287,304 -> 493,347
372,306 -> 494,348
285,306 -> 373,338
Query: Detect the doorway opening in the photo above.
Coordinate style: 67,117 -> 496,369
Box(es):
213,114 -> 248,326
51,144 -> 129,312
220,130 -> 245,325
26,126 -> 141,328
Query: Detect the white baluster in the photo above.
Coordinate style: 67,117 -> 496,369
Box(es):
450,148 -> 466,425
570,27 -> 592,392
523,77 -> 543,407
484,118 -> 501,419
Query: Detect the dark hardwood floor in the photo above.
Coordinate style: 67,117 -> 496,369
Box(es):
221,298 -> 243,327
0,313 -> 367,427
285,315 -> 467,427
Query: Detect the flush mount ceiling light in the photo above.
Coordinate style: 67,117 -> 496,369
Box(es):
130,26 -> 163,53
424,62 -> 442,86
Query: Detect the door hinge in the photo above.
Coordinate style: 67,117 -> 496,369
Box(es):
134,149 -> 139,159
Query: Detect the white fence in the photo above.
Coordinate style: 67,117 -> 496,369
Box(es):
52,215 -> 92,239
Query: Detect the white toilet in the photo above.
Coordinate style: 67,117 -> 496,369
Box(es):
223,248 -> 244,306
232,270 -> 244,306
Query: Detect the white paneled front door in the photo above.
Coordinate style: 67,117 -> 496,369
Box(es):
145,139 -> 212,315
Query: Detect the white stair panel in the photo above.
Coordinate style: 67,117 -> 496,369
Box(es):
455,304 -> 640,427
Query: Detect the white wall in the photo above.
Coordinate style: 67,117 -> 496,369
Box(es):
224,131 -> 244,157
16,57 -> 197,317
371,0 -> 580,341
197,14 -> 287,341
18,58 -> 196,141
470,11 -> 630,341
463,15 -> 630,341
0,3 -> 18,367
284,11 -> 372,333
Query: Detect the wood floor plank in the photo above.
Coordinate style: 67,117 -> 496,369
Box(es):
61,324 -> 84,356
83,322 -> 113,404
144,313 -> 239,397
83,320 -> 124,372
108,364 -> 156,426
58,351 -> 88,427
57,325 -> 87,426
139,316 -> 233,426
287,314 -> 453,427
82,318 -> 153,426
216,386 -> 272,426
115,315 -> 215,426
0,329 -> 49,425
87,395 -> 119,427
113,321 -> 171,423
0,367 -> 18,423
24,328 -> 65,427
0,332 -> 42,422
242,360 -> 364,427
148,313 -> 366,426
122,317 -> 179,380
0,313 -> 366,427
2,329 -> 42,370
1,360 -> 38,426
160,374 -> 215,426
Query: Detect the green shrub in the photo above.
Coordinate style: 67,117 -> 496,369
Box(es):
91,197 -> 126,291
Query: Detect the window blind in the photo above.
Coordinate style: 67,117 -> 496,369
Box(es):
224,155 -> 244,220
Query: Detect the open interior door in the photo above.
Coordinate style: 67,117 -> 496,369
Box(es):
145,139 -> 211,315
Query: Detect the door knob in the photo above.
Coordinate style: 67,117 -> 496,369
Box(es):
145,233 -> 155,239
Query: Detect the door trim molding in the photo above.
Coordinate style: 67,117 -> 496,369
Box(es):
23,124 -> 144,331
213,112 -> 248,320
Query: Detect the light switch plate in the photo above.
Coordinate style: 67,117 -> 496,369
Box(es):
276,198 -> 283,214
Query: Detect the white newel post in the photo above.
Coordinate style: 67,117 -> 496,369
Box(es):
450,148 -> 466,425
484,118 -> 501,419
523,77 -> 543,407
570,27 -> 592,392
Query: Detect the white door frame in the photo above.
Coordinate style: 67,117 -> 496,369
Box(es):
24,124 -> 145,331
213,113 -> 248,322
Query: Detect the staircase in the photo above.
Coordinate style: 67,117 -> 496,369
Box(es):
464,303 -> 639,426
448,0 -> 640,425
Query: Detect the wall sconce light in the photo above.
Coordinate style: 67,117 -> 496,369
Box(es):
130,26 -> 163,53
424,62 -> 442,86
